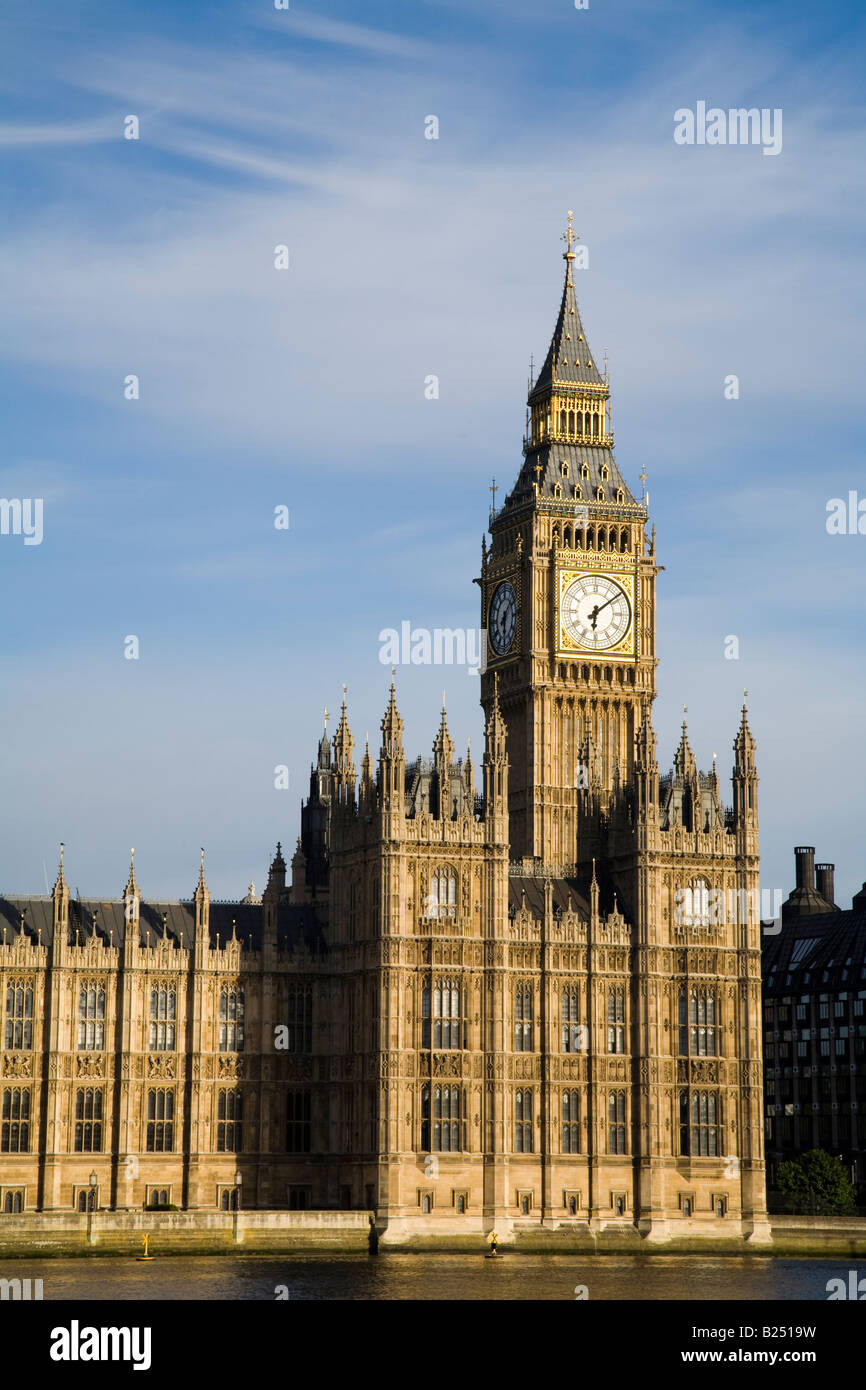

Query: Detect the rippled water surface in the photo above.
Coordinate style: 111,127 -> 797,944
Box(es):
0,1254 -> 847,1300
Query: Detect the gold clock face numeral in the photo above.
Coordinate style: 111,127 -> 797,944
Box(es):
561,574 -> 631,651
489,581 -> 517,655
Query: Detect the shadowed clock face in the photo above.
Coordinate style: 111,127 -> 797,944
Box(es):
489,581 -> 517,655
561,574 -> 630,650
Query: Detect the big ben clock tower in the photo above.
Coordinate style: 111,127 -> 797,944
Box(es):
480,212 -> 659,867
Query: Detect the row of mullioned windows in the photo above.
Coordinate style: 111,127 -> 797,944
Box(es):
0,1083 -> 722,1160
0,1086 -> 309,1155
1,980 -> 253,1054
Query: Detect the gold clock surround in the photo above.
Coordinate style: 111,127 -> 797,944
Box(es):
557,563 -> 637,658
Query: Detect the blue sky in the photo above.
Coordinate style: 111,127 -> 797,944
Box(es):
0,0 -> 864,904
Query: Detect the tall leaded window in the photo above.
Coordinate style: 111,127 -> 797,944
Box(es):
1,1089 -> 30,1152
679,989 -> 718,1056
608,1091 -> 626,1154
514,985 -> 532,1052
607,987 -> 625,1054
286,987 -> 312,1053
146,1089 -> 174,1152
562,1090 -> 580,1153
4,981 -> 33,1050
691,1092 -> 719,1156
424,980 -> 461,1049
286,1090 -> 311,1152
217,1090 -> 243,1152
515,1089 -> 533,1153
74,1089 -> 103,1152
679,1089 -> 690,1155
421,1084 -> 465,1152
429,869 -> 457,919
219,987 -> 244,1052
149,985 -> 176,1051
562,989 -> 584,1053
77,983 -> 105,1050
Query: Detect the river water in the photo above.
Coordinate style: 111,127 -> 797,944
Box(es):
0,1254 -> 848,1300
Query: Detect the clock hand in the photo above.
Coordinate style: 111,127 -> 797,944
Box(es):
592,592 -> 619,619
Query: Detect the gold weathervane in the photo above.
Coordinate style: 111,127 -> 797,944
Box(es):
562,210 -> 577,260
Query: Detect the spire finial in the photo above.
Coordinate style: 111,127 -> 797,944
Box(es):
323,704 -> 329,731
342,683 -> 347,706
562,209 -> 577,261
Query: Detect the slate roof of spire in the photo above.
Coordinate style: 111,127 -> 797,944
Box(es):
530,251 -> 605,396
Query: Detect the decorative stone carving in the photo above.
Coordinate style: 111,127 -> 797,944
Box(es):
3,1053 -> 32,1078
76,1053 -> 104,1078
148,1054 -> 176,1079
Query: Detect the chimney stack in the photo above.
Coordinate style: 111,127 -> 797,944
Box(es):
794,846 -> 815,893
815,863 -> 836,908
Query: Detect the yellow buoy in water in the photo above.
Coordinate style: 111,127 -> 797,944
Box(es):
136,1233 -> 155,1262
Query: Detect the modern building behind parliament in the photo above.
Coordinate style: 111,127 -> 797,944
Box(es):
0,221 -> 769,1241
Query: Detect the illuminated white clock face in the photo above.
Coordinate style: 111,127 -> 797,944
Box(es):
489,581 -> 517,655
561,575 -> 630,650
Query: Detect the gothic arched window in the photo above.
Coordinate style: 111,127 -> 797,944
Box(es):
608,1092 -> 626,1153
219,987 -> 245,1052
561,990 -> 583,1053
514,986 -> 533,1052
74,1088 -> 103,1152
4,982 -> 33,1051
430,868 -> 457,919
679,989 -> 718,1056
515,1090 -> 533,1152
149,985 -> 176,1052
428,980 -> 461,1049
607,988 -> 625,1053
77,982 -> 105,1051
562,1090 -> 580,1152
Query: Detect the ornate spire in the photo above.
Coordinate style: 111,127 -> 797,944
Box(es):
432,693 -> 455,772
332,687 -> 356,801
124,847 -> 139,898
195,847 -> 208,897
673,710 -> 697,780
464,738 -> 475,799
512,215 -> 635,509
124,847 -> 140,925
380,678 -> 405,758
734,691 -> 756,765
53,841 -> 67,895
531,213 -> 605,396
484,672 -> 507,755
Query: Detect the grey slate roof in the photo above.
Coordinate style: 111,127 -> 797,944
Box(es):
507,873 -> 591,921
0,896 -> 326,954
763,910 -> 866,996
510,442 -> 637,510
530,261 -> 605,394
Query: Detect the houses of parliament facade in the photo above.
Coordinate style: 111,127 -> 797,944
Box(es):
0,219 -> 769,1242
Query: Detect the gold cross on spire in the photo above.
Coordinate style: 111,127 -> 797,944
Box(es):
489,477 -> 498,512
323,705 -> 329,730
562,210 -> 577,260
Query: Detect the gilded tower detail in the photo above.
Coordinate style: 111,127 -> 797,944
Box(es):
0,218 -> 767,1243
